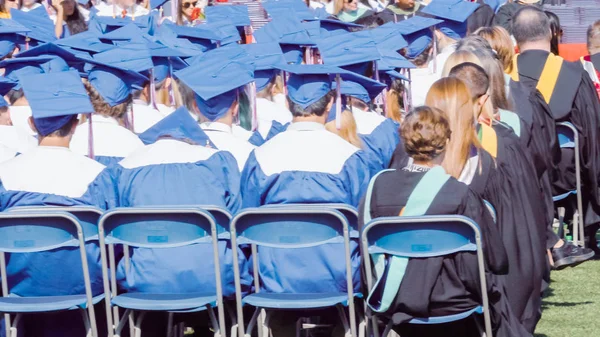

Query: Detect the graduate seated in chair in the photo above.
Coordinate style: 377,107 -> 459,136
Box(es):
510,7 -> 600,258
241,64 -> 371,292
0,71 -> 114,337
361,106 -> 530,337
70,61 -> 145,166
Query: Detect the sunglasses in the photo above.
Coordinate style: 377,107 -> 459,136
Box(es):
182,1 -> 197,8
345,0 -> 355,3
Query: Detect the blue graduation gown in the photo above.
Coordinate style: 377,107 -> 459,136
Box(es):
114,138 -> 251,297
241,122 -> 371,293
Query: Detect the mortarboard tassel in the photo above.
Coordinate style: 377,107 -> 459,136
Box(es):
401,71 -> 409,116
168,58 -> 175,107
373,62 -> 386,116
282,70 -> 288,97
407,68 -> 412,112
432,27 -> 438,74
87,114 -> 95,160
112,3 -> 116,18
149,68 -> 158,110
335,74 -> 341,130
249,82 -> 257,132
25,36 -> 30,51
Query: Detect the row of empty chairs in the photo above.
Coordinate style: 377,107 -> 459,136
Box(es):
0,204 -> 491,337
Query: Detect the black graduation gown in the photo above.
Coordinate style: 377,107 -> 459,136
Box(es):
471,126 -> 547,333
514,50 -> 600,228
359,169 -> 531,337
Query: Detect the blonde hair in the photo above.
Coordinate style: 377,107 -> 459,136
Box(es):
325,110 -> 363,148
474,26 -> 515,74
425,77 -> 481,178
442,50 -> 483,77
334,0 -> 344,15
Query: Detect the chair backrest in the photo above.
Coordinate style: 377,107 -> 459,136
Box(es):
231,207 -> 350,248
556,122 -> 577,149
8,206 -> 103,241
361,215 -> 479,259
200,205 -> 232,239
0,212 -> 84,253
261,203 -> 359,237
99,207 -> 218,249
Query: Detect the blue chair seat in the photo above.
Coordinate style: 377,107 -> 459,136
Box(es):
111,293 -> 217,311
0,294 -> 104,313
408,306 -> 483,325
242,292 -> 361,309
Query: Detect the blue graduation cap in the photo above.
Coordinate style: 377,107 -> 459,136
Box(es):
335,72 -> 386,103
241,42 -> 287,91
302,20 -> 321,38
0,19 -> 31,35
17,42 -> 83,63
254,15 -> 314,46
0,55 -> 58,87
175,60 -> 254,121
99,23 -> 154,43
317,31 -> 381,67
205,5 -> 251,27
160,22 -> 222,50
367,24 -> 409,51
92,46 -> 154,73
281,64 -> 347,109
393,16 -> 443,36
310,6 -> 330,20
10,8 -> 57,44
139,106 -> 215,146
184,43 -> 249,67
421,0 -> 480,40
263,0 -> 316,21
156,34 -> 204,58
0,77 -> 17,95
21,70 -> 93,136
0,40 -> 16,59
319,19 -> 363,38
203,20 -> 242,46
89,14 -> 156,36
55,32 -> 116,54
83,57 -> 149,107
377,49 -> 415,71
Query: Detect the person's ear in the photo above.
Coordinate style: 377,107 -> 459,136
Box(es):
478,93 -> 490,108
231,99 -> 239,118
163,77 -> 172,91
433,29 -> 444,42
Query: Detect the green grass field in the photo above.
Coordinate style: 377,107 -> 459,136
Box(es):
535,260 -> 600,337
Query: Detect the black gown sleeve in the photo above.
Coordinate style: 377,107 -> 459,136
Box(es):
460,188 -> 509,275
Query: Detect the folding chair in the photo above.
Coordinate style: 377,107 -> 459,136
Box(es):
98,207 -> 225,337
261,203 -> 359,237
0,211 -> 99,337
361,215 -> 492,337
230,207 -> 359,337
553,122 -> 584,247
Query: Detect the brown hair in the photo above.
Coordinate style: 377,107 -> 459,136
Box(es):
474,26 -> 515,74
84,81 -> 132,121
325,109 -> 363,149
401,106 -> 451,162
385,79 -> 405,123
587,20 -> 600,55
425,77 -> 481,178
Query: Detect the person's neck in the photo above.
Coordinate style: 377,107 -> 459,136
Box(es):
437,36 -> 457,52
38,136 -> 71,148
518,41 -> 551,53
412,160 -> 434,167
292,115 -> 326,124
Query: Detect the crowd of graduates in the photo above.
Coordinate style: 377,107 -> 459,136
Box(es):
0,0 -> 599,336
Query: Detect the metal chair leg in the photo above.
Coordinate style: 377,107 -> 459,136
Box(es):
336,304 -> 352,337
381,320 -> 393,337
262,310 -> 273,337
166,312 -> 174,337
9,314 -> 21,337
245,308 -> 261,337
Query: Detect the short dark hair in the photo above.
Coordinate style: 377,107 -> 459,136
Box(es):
288,91 -> 335,118
449,62 -> 490,99
7,89 -> 24,105
512,6 -> 551,45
